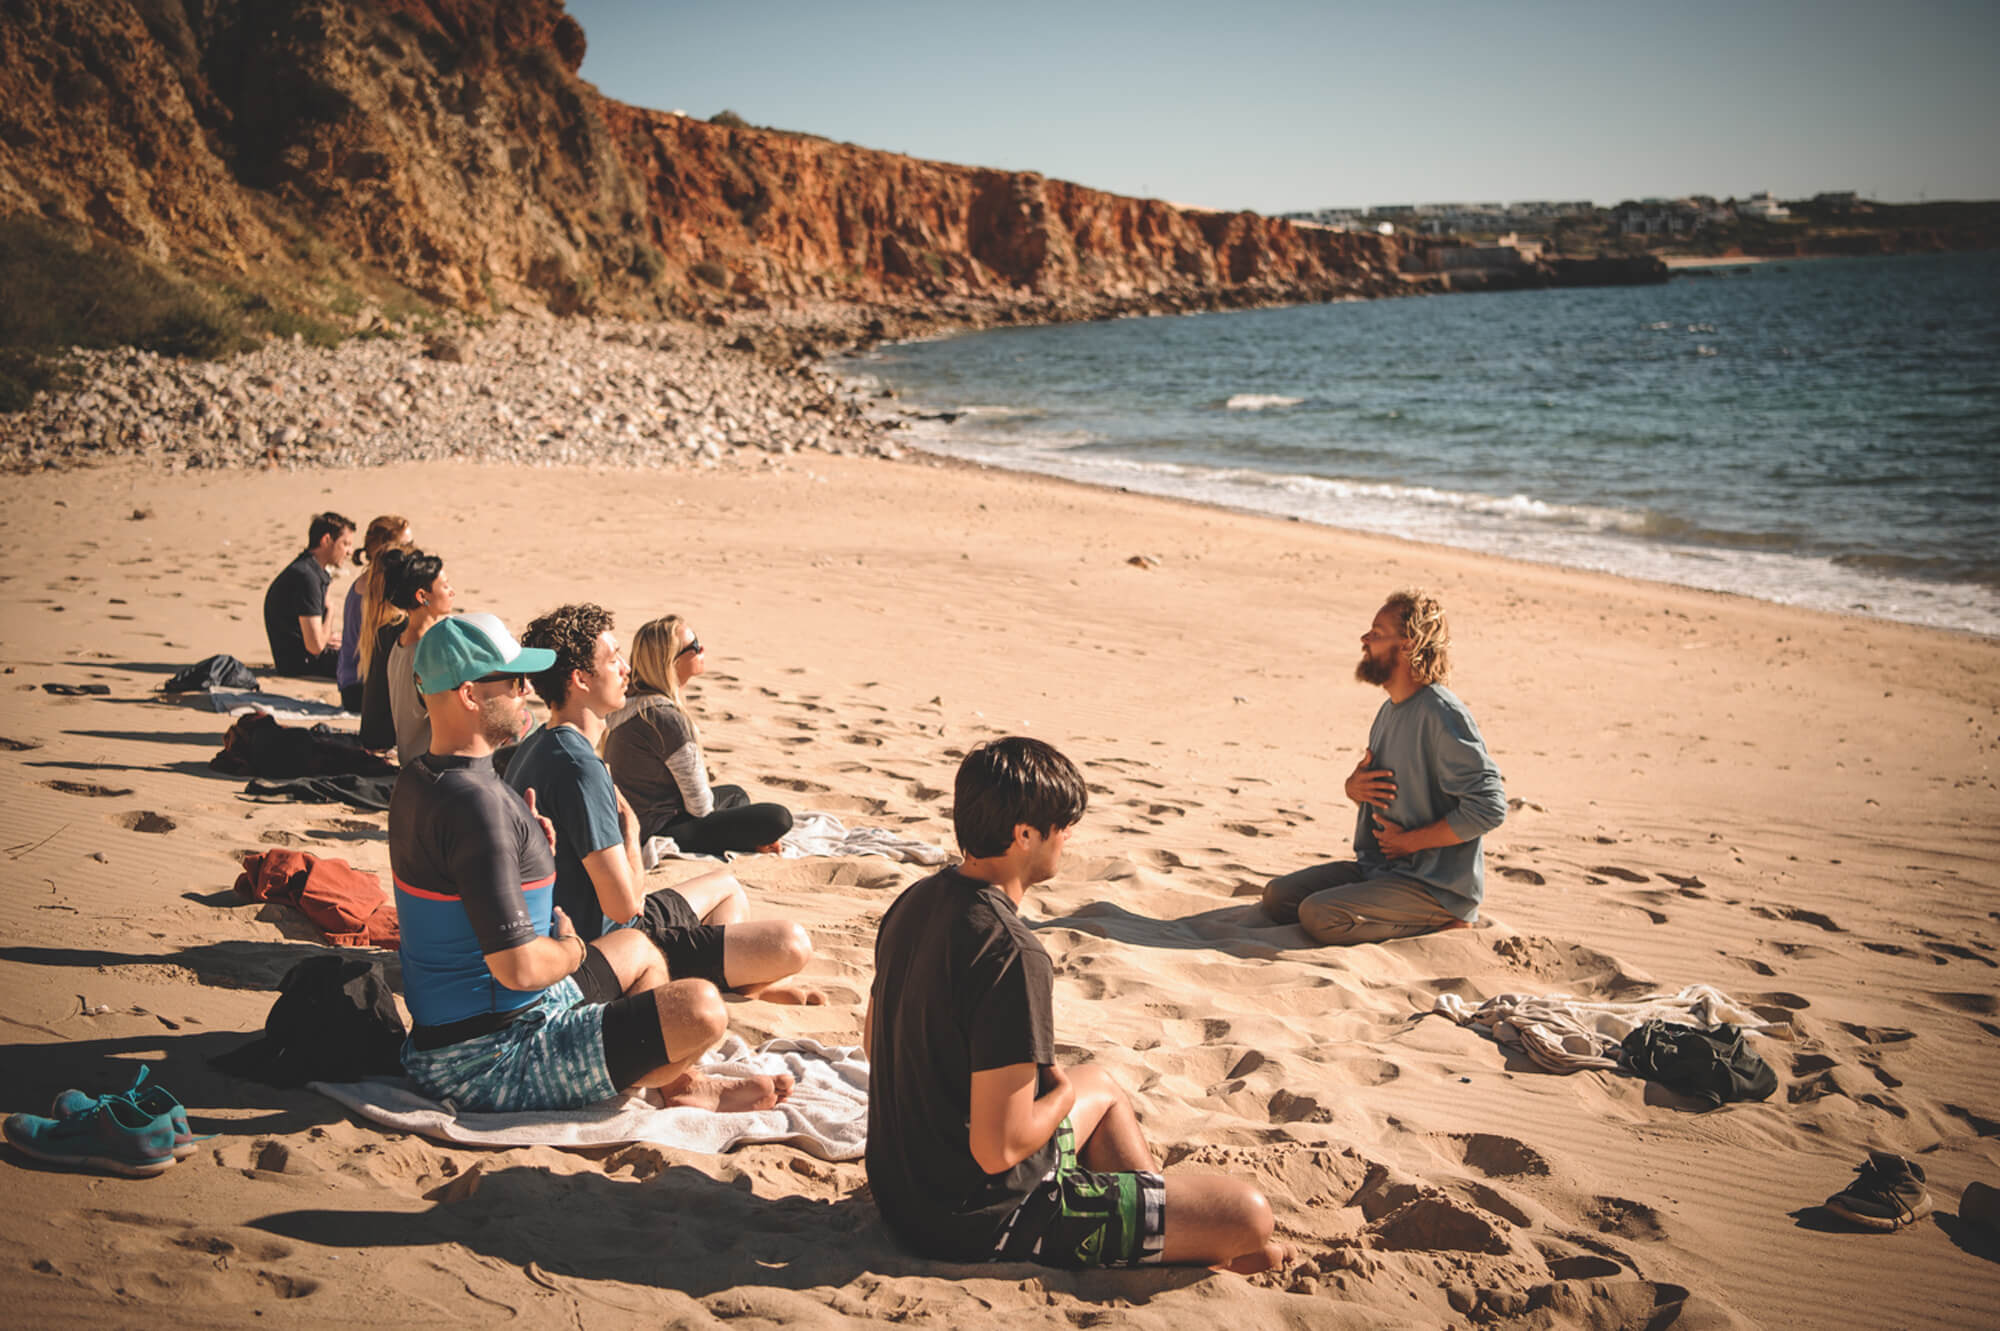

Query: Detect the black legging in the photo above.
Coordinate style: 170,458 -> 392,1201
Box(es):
663,785 -> 793,856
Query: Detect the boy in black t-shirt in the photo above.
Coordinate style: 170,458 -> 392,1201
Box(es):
865,737 -> 1290,1273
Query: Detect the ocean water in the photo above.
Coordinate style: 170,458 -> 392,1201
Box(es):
855,253 -> 2000,637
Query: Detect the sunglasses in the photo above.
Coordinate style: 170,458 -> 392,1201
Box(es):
472,673 -> 528,694
674,638 -> 704,661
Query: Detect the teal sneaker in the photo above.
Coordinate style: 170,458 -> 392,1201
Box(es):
51,1065 -> 205,1160
4,1094 -> 179,1176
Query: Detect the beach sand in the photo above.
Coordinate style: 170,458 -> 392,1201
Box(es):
1,455 -> 1995,1328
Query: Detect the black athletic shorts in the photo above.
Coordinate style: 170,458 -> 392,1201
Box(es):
640,887 -> 731,991
572,946 -> 671,1090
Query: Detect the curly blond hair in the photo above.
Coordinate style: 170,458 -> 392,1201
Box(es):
1383,589 -> 1450,685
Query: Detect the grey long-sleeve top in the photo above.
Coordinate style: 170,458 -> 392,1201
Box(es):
1350,683 -> 1506,915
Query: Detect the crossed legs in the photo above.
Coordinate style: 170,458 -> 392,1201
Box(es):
1261,862 -> 1470,945
667,867 -> 823,1004
1063,1064 -> 1289,1274
589,928 -> 794,1110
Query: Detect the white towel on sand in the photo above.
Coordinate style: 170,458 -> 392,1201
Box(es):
643,811 -> 948,869
311,1036 -> 868,1160
1431,984 -> 1769,1074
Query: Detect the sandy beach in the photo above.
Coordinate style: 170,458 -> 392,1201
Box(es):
2,452 -> 1996,1329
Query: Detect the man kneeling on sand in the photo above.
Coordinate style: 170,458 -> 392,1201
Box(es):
506,603 -> 822,1005
866,737 -> 1288,1273
1262,589 -> 1506,945
390,612 -> 789,1114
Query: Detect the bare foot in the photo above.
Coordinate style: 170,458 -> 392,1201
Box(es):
747,981 -> 827,1006
659,1071 -> 795,1112
1219,1240 -> 1294,1275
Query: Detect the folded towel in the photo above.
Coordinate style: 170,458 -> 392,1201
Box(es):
311,1035 -> 868,1160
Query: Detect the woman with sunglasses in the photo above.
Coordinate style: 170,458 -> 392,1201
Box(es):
604,614 -> 794,856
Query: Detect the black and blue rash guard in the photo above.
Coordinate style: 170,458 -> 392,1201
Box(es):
389,752 -> 557,1028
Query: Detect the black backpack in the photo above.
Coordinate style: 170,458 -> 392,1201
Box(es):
1620,1021 -> 1777,1109
212,953 -> 407,1087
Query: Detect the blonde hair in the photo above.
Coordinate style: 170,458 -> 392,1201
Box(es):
356,541 -> 413,681
1383,588 -> 1451,685
629,614 -> 699,739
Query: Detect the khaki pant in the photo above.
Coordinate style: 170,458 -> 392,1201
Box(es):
1261,861 -> 1470,946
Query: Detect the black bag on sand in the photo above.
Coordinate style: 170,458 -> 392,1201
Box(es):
212,953 -> 407,1087
1620,1020 -> 1777,1109
211,712 -> 396,779
162,654 -> 260,693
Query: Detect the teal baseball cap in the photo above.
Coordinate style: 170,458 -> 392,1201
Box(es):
413,612 -> 556,695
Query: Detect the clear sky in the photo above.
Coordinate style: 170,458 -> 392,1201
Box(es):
564,0 -> 1999,213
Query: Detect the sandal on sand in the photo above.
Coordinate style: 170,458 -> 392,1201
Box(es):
1825,1150 -> 1933,1231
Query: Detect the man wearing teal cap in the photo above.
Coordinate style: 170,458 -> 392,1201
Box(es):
388,612 -> 792,1114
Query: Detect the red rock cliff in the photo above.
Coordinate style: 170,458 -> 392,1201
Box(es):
0,0 -> 1405,321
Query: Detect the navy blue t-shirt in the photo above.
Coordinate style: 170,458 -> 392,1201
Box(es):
504,724 -> 626,940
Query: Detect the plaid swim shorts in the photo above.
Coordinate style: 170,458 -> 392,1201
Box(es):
398,978 -> 616,1113
991,1117 -> 1167,1269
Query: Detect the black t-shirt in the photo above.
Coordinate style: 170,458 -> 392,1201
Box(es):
866,866 -> 1057,1259
263,551 -> 331,674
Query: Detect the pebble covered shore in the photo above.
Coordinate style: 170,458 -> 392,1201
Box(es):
0,315 -> 905,473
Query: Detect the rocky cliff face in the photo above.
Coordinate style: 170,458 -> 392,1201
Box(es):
0,0 -> 1405,327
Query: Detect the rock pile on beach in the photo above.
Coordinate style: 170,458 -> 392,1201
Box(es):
0,316 -> 902,473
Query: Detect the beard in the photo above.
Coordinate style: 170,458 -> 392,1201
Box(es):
476,695 -> 523,748
1354,650 -> 1394,686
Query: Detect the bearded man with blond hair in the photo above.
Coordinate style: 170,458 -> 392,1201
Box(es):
1262,589 -> 1506,945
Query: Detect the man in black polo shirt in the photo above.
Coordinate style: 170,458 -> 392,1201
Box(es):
262,512 -> 354,678
865,737 -> 1289,1273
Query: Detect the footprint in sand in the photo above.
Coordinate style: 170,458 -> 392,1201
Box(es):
1943,1104 -> 2000,1136
1496,866 -> 1545,884
1369,1195 -> 1514,1255
1586,1196 -> 1667,1241
1223,822 -> 1265,838
1928,990 -> 1999,1015
119,811 -> 177,833
1752,905 -> 1845,933
1926,942 -> 1998,969
1861,941 -> 1915,958
44,779 -> 134,797
0,736 -> 43,751
1836,1020 -> 1915,1044
1589,865 -> 1650,883
1451,1133 -> 1552,1179
762,775 -> 832,794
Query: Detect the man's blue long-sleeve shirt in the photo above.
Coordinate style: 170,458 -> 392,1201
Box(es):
1351,683 -> 1506,916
